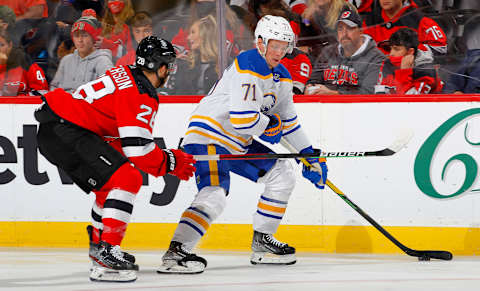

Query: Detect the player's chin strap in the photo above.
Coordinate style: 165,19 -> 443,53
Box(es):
256,37 -> 267,59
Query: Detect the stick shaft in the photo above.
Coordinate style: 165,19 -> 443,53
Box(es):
280,138 -> 452,260
194,149 -> 394,161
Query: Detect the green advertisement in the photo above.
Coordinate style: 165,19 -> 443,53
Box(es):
414,108 -> 480,198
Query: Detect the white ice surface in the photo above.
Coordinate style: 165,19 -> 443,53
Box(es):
0,248 -> 479,291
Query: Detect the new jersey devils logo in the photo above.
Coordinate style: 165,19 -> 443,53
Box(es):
341,11 -> 351,19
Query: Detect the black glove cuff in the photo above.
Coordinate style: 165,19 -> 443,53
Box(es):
163,149 -> 176,173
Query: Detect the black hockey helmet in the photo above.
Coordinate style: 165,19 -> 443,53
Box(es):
135,36 -> 176,73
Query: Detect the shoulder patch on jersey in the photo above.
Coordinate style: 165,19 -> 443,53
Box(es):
273,63 -> 292,82
235,49 -> 272,79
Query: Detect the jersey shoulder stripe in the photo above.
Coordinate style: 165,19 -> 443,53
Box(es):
235,49 -> 292,82
273,63 -> 292,82
235,49 -> 272,79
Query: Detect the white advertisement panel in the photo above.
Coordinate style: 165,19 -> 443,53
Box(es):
0,102 -> 479,228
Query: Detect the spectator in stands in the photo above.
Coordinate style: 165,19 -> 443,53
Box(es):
375,28 -> 442,94
171,0 -> 246,59
0,5 -> 15,33
98,0 -> 134,61
56,38 -> 75,60
115,11 -> 152,66
51,16 -> 113,92
444,15 -> 480,94
0,29 -> 48,96
231,0 -> 307,15
0,0 -> 48,20
362,0 -> 447,57
301,0 -> 356,59
171,15 -> 220,95
306,6 -> 384,94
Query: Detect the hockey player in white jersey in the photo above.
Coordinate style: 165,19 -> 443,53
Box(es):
157,15 -> 328,274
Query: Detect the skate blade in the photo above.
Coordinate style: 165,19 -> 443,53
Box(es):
90,266 -> 137,282
157,260 -> 205,274
250,252 -> 296,265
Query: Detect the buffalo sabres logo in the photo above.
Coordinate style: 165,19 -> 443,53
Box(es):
273,73 -> 280,82
341,11 -> 351,19
261,93 -> 277,113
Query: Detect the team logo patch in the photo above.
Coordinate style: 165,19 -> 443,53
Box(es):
341,11 -> 351,19
273,73 -> 280,82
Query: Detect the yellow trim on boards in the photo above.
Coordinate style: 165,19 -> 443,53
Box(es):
0,221 -> 478,255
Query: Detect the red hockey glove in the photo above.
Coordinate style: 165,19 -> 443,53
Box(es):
163,149 -> 196,180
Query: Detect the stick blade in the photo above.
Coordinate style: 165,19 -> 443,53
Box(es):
387,129 -> 414,153
406,249 -> 453,261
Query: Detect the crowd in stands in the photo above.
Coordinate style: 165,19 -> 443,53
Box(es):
0,0 -> 478,96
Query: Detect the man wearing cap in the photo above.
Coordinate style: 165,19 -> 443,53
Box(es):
306,7 -> 385,95
50,16 -> 113,92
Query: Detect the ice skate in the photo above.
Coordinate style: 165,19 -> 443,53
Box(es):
157,241 -> 207,274
250,231 -> 296,265
87,225 -> 135,264
89,241 -> 139,282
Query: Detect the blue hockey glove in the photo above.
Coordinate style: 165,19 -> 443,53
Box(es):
259,114 -> 283,144
300,146 -> 328,189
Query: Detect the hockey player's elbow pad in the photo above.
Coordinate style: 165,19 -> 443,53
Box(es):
162,149 -> 196,180
259,114 -> 283,144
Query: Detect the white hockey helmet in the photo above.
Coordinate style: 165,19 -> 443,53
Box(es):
254,15 -> 295,56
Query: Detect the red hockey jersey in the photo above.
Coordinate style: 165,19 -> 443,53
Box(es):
0,62 -> 48,96
363,2 -> 447,56
376,58 -> 443,94
44,65 -> 170,177
280,48 -> 312,94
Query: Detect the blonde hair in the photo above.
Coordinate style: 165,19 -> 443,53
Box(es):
188,15 -> 218,72
102,0 -> 135,37
308,0 -> 357,30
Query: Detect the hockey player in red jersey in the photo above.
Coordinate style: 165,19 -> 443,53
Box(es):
375,28 -> 443,94
363,0 -> 447,57
34,36 -> 196,282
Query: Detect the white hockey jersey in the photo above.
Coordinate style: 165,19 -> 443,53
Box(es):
183,49 -> 312,154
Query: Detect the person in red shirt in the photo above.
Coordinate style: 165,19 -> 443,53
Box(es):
34,37 -> 196,282
115,11 -> 152,66
363,0 -> 447,57
98,0 -> 135,60
281,47 -> 313,94
375,28 -> 443,94
0,0 -> 47,20
0,29 -> 47,96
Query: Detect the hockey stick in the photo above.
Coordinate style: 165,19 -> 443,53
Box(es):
280,137 -> 453,261
194,130 -> 414,161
